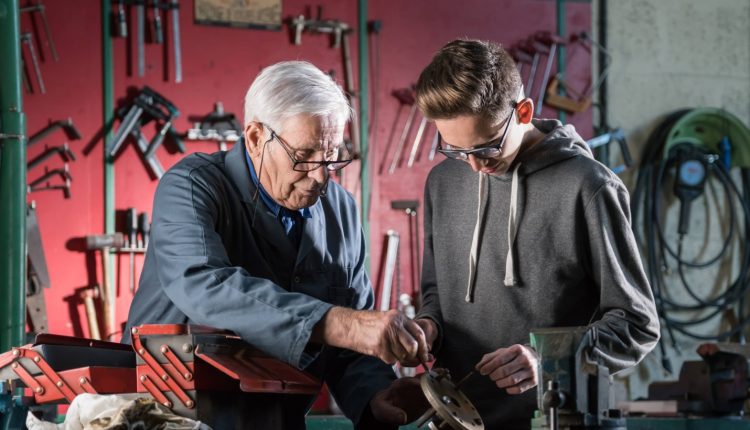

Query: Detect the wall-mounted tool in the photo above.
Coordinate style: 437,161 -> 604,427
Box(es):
407,116 -> 428,168
27,142 -> 76,169
151,0 -> 163,44
388,87 -> 417,174
109,87 -> 183,179
670,144 -> 710,236
391,200 -> 420,303
515,40 -> 540,98
85,233 -> 125,341
586,128 -> 633,174
20,32 -> 45,95
20,1 -> 59,62
125,208 -> 138,293
26,203 -> 50,335
289,10 -> 359,157
80,287 -> 102,340
138,211 -> 150,249
544,32 -> 610,114
28,118 -> 82,147
533,32 -> 566,115
28,164 -> 72,199
170,0 -> 182,83
136,0 -> 145,76
113,0 -> 128,38
186,102 -> 242,151
379,230 -> 400,312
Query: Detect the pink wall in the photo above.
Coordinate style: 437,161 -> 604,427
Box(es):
19,0 -> 592,338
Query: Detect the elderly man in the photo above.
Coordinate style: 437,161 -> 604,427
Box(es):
407,39 -> 660,429
124,61 -> 428,429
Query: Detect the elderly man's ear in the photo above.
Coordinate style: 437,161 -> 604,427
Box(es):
516,98 -> 534,124
244,122 -> 265,157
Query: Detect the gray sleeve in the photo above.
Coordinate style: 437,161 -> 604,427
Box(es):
415,178 -> 445,352
583,179 -> 660,372
152,171 -> 332,368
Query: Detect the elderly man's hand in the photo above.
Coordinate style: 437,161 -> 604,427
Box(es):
368,377 -> 430,427
476,344 -> 539,394
313,308 -> 430,365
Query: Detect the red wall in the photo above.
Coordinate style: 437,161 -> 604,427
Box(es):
19,0 -> 592,339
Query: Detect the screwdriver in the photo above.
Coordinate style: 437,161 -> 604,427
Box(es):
126,208 -> 137,293
138,212 -> 150,249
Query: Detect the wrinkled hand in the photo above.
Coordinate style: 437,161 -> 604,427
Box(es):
476,344 -> 539,394
353,309 -> 430,365
369,377 -> 431,426
399,318 -> 437,367
314,308 -> 430,366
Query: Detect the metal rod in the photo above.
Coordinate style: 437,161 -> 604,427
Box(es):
407,116 -> 427,167
0,0 -> 27,353
171,0 -> 182,83
102,0 -> 117,341
21,32 -> 45,94
389,103 -> 417,174
136,2 -> 145,77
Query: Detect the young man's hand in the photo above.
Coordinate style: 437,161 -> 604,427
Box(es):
366,377 -> 430,427
476,344 -> 539,394
313,307 -> 430,365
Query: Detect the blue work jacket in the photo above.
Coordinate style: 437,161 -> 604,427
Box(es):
124,142 -> 395,427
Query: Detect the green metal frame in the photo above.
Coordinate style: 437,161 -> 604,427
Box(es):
102,0 -> 116,296
358,0 -> 370,271
0,0 -> 27,352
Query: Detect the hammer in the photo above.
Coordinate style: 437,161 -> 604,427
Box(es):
86,233 -> 124,340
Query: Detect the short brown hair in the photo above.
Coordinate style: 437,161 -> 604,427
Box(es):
415,39 -> 521,124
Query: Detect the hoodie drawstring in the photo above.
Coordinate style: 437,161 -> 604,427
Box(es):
465,173 -> 488,303
504,163 -> 521,287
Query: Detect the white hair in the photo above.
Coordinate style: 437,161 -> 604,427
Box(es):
243,61 -> 352,132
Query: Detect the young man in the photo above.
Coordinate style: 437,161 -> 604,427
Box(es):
125,61 -> 428,429
411,39 -> 660,428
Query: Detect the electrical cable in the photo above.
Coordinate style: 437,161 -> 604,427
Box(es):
632,110 -> 750,356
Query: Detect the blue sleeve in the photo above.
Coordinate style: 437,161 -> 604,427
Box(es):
151,170 -> 333,368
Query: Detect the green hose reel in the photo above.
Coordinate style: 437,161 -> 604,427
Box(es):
663,108 -> 750,168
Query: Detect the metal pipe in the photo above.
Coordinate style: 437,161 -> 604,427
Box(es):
358,0 -> 370,270
0,0 -> 28,352
102,0 -> 117,339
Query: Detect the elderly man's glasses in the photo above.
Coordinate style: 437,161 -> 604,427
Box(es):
437,107 -> 516,161
263,124 -> 353,172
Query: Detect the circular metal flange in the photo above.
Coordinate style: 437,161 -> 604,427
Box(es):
418,368 -> 484,430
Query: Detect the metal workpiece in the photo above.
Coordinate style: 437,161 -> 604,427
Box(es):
415,368 -> 484,430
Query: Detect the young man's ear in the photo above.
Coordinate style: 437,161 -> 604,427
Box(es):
516,98 -> 534,124
244,122 -> 264,157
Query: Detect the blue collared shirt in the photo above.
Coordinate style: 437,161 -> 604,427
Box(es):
245,149 -> 312,244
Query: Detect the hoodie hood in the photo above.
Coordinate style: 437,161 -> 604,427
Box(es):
465,118 -> 593,301
513,118 -> 593,175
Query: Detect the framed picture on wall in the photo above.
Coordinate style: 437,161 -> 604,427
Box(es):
195,0 -> 282,31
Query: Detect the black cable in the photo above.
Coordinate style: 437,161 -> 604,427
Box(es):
633,112 -> 750,346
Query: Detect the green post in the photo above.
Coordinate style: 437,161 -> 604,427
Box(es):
0,0 -> 28,352
358,0 -> 370,271
102,1 -> 116,290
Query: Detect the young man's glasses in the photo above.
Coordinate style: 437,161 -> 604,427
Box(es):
437,107 -> 516,161
263,124 -> 354,172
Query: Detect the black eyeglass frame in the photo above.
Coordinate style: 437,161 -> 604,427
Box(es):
436,107 -> 517,161
262,123 -> 354,172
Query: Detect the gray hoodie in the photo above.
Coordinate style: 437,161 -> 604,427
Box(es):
417,119 -> 660,429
